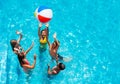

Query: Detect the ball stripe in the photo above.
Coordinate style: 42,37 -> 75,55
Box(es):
38,6 -> 49,12
38,15 -> 51,23
38,9 -> 53,18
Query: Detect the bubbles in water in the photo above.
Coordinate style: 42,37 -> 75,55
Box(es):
11,24 -> 15,28
83,67 -> 88,72
9,75 -> 12,79
73,77 -> 78,82
0,71 -> 1,77
93,66 -> 96,71
86,40 -> 90,43
20,24 -> 24,27
70,39 -> 73,43
25,19 -> 31,21
91,53 -> 97,56
71,64 -> 77,69
76,73 -> 81,77
102,65 -> 106,70
83,73 -> 90,78
68,71 -> 74,76
68,32 -> 75,37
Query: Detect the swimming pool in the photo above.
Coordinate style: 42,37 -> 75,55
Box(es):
0,0 -> 120,84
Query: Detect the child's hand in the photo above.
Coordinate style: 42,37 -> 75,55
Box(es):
53,32 -> 57,38
39,23 -> 42,28
45,23 -> 49,27
16,31 -> 21,34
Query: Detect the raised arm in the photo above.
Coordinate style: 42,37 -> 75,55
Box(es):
53,33 -> 60,45
53,32 -> 57,41
16,31 -> 22,44
38,23 -> 42,39
47,40 -> 51,48
25,42 -> 34,55
45,23 -> 49,37
22,54 -> 36,69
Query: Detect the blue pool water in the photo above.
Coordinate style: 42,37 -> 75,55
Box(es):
0,0 -> 120,84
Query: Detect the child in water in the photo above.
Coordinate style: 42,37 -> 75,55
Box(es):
47,33 -> 71,64
47,63 -> 65,75
38,23 -> 49,51
10,31 -> 36,71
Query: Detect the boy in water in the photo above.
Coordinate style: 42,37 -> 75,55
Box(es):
47,63 -> 65,75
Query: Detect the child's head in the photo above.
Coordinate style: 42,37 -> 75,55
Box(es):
58,63 -> 65,70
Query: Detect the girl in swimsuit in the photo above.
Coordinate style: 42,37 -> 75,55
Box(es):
38,23 -> 49,49
10,31 -> 36,70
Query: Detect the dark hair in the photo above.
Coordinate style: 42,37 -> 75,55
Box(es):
41,30 -> 44,34
10,40 -> 17,51
41,30 -> 46,34
58,63 -> 65,70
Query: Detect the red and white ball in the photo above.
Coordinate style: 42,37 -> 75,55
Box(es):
34,6 -> 53,23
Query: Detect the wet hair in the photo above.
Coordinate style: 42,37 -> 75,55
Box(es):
41,30 -> 44,34
41,30 -> 46,34
10,40 -> 17,51
58,63 -> 65,70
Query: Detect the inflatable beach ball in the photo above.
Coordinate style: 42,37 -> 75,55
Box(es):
34,6 -> 53,23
